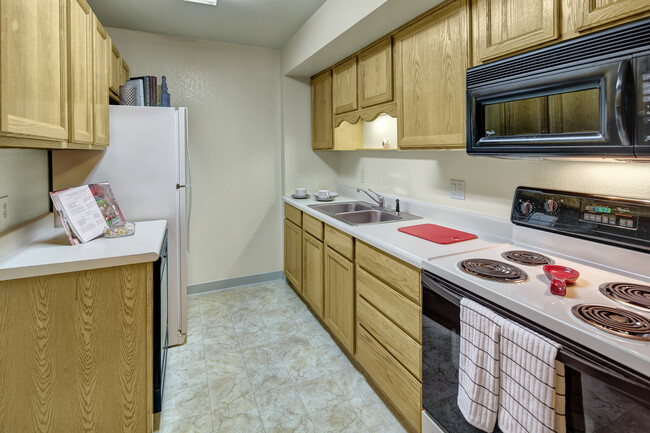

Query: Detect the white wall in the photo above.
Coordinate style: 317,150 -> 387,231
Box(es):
0,149 -> 50,233
106,28 -> 283,286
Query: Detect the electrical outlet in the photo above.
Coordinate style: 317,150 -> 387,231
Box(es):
450,180 -> 465,200
0,196 -> 7,228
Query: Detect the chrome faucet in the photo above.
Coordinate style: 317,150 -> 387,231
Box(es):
357,188 -> 384,208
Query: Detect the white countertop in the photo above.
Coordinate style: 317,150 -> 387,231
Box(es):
284,192 -> 509,268
0,218 -> 167,281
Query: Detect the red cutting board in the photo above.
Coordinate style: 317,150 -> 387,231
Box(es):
398,223 -> 478,244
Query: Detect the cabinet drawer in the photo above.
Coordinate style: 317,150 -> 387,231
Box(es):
324,225 -> 353,260
356,242 -> 420,304
357,296 -> 421,380
284,203 -> 302,227
356,325 -> 422,432
357,267 -> 421,342
303,213 -> 324,240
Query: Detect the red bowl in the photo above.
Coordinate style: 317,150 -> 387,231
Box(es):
543,265 -> 580,285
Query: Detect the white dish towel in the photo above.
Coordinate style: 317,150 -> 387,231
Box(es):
498,319 -> 566,433
457,298 -> 505,432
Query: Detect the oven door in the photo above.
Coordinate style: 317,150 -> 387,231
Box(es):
422,270 -> 650,433
467,58 -> 635,158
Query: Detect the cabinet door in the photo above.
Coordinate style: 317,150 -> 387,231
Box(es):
93,15 -> 110,146
358,38 -> 393,108
120,58 -> 130,87
302,232 -> 324,318
394,0 -> 469,149
577,0 -> 650,31
324,247 -> 355,353
67,0 -> 94,144
1,0 -> 68,140
110,42 -> 121,100
333,58 -> 358,114
311,71 -> 333,150
284,219 -> 302,292
472,0 -> 559,63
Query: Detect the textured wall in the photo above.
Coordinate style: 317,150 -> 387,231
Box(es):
0,149 -> 50,233
106,28 -> 282,285
338,151 -> 650,219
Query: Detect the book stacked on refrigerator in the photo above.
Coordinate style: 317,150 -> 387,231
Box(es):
50,182 -> 127,245
126,76 -> 160,106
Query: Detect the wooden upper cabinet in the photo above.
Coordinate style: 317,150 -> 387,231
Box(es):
110,42 -> 121,100
576,0 -> 650,31
394,0 -> 469,149
311,70 -> 333,150
358,38 -> 393,108
472,0 -> 559,63
93,15 -> 110,146
332,58 -> 358,114
67,0 -> 94,144
0,0 -> 68,141
120,58 -> 130,87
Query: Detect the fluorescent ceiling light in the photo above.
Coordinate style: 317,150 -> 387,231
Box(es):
183,0 -> 217,5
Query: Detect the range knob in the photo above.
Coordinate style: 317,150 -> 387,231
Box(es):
520,201 -> 534,216
545,198 -> 559,214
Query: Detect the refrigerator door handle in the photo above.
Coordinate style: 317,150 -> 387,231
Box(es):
185,109 -> 192,254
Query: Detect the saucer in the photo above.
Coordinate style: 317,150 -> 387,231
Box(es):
291,193 -> 310,199
314,196 -> 335,202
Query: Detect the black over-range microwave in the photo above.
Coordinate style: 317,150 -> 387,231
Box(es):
466,17 -> 650,159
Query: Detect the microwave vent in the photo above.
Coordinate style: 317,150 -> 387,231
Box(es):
467,18 -> 650,88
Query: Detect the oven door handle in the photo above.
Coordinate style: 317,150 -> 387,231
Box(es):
615,60 -> 631,147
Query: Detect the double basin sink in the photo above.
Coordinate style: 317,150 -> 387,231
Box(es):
308,201 -> 422,226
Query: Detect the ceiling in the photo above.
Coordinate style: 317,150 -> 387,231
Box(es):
87,0 -> 327,49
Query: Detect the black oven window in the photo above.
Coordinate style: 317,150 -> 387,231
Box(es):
483,88 -> 600,138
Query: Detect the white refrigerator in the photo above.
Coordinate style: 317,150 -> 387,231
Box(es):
53,106 -> 191,347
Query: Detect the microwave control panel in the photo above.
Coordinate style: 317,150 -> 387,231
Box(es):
512,187 -> 650,252
636,54 -> 650,155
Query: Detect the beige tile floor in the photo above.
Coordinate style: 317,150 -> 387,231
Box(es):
156,280 -> 409,433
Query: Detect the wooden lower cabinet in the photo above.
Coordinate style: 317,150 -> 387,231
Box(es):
284,219 -> 302,292
0,263 -> 153,433
302,231 -> 324,318
323,246 -> 355,353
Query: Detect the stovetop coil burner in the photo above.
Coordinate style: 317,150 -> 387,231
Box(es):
599,283 -> 650,312
458,259 -> 528,283
571,304 -> 650,341
501,250 -> 553,266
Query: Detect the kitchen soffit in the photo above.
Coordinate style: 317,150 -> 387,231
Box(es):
87,0 -> 327,49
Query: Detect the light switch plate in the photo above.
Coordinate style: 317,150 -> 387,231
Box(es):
450,180 -> 465,200
0,195 -> 7,228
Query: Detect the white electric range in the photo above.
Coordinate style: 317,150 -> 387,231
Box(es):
420,187 -> 650,433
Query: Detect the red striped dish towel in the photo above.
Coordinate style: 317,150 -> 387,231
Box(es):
457,298 -> 505,432
498,320 -> 566,433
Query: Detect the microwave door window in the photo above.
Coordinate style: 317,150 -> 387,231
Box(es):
483,88 -> 600,139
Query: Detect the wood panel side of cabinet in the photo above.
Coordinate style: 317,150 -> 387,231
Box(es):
358,38 -> 393,108
0,0 -> 68,141
0,263 -> 153,433
302,231 -> 324,318
394,0 -> 469,149
92,14 -> 110,146
333,58 -> 358,114
67,0 -> 94,144
110,42 -> 121,101
311,71 -> 333,150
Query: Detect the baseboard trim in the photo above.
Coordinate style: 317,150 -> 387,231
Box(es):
188,271 -> 286,295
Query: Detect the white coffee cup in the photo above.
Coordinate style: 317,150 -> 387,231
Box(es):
317,190 -> 330,200
294,188 -> 307,198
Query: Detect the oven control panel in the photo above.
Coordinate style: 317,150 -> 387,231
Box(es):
512,187 -> 650,252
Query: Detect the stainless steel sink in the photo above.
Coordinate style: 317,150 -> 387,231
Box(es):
309,201 -> 374,215
336,210 -> 402,224
308,201 -> 422,226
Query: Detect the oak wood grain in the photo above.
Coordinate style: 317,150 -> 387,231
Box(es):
324,247 -> 355,353
92,14 -> 110,146
311,70 -> 333,150
358,38 -> 393,108
333,58 -> 358,115
284,219 -> 303,292
324,225 -> 354,260
68,0 -> 94,144
302,213 -> 324,240
302,232 -> 324,318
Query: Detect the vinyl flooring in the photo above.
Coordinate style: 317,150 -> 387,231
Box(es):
155,280 -> 408,433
